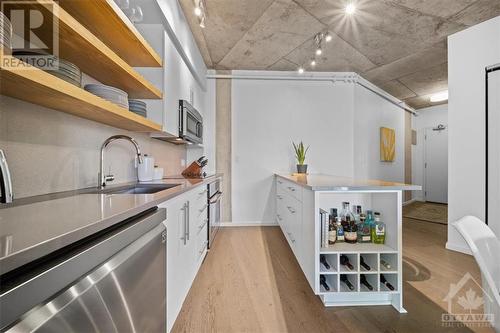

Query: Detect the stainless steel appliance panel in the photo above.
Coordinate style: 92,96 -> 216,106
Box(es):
179,100 -> 203,144
5,222 -> 166,333
207,179 -> 222,249
0,208 -> 166,330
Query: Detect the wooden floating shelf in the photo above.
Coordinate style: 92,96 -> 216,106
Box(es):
0,56 -> 163,132
58,0 -> 162,67
3,0 -> 162,99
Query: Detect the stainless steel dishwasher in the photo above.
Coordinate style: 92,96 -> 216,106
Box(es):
1,208 -> 167,333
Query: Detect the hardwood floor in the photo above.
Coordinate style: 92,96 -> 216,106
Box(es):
172,219 -> 493,333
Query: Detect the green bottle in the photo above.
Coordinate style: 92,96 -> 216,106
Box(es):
371,212 -> 386,244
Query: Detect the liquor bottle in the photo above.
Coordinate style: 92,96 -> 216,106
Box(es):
328,209 -> 338,245
320,255 -> 331,270
366,210 -> 375,228
340,255 -> 354,270
371,212 -> 386,244
340,202 -> 355,226
320,275 -> 330,291
380,259 -> 392,270
352,205 -> 362,224
340,275 -> 355,291
344,222 -> 358,244
380,274 -> 395,291
360,256 -> 371,270
360,274 -> 374,291
357,213 -> 371,243
336,216 -> 345,242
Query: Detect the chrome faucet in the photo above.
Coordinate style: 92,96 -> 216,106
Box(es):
0,149 -> 13,203
99,135 -> 144,187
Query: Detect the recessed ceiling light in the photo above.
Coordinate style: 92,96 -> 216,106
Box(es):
298,67 -> 304,74
346,3 -> 356,14
325,32 -> 332,42
310,59 -> 316,67
315,48 -> 322,56
429,90 -> 448,102
194,7 -> 202,16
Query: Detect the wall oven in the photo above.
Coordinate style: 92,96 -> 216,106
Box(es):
179,100 -> 203,144
207,179 -> 222,249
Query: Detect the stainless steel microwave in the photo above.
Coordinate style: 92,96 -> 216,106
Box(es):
179,100 -> 203,144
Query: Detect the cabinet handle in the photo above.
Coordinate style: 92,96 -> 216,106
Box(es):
198,219 -> 208,231
181,203 -> 187,245
276,214 -> 282,221
277,195 -> 283,200
277,180 -> 283,184
199,204 -> 208,213
287,232 -> 295,243
287,206 -> 296,214
287,186 -> 296,192
186,201 -> 190,241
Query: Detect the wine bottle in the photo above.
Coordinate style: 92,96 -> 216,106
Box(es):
380,274 -> 395,291
360,256 -> 371,271
320,275 -> 330,291
340,275 -> 355,291
320,255 -> 331,270
340,255 -> 354,270
360,274 -> 373,291
380,259 -> 391,270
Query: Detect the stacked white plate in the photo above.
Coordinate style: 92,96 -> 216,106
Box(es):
84,84 -> 129,109
128,99 -> 147,117
0,11 -> 13,54
51,59 -> 82,87
13,51 -> 82,87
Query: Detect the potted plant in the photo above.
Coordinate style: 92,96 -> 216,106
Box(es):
293,141 -> 309,174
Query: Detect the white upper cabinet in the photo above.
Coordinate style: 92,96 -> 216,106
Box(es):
134,24 -> 207,137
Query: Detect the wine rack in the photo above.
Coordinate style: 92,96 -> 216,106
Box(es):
317,252 -> 399,295
314,191 -> 404,311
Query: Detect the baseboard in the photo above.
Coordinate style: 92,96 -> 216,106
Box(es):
220,222 -> 279,227
403,198 -> 425,206
445,241 -> 472,255
403,198 -> 417,206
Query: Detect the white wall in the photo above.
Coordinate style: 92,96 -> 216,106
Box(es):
231,75 -> 354,224
230,71 -> 407,224
353,85 -> 405,183
411,104 -> 448,201
0,96 -> 186,198
448,16 -> 500,253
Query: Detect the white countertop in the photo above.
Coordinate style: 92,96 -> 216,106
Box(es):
0,175 -> 221,274
275,173 -> 422,191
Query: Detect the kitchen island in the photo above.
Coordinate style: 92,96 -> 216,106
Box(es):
275,173 -> 421,312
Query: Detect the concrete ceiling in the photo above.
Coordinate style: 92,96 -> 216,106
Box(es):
179,0 -> 500,109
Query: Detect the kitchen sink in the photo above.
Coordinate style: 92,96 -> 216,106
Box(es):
91,184 -> 180,195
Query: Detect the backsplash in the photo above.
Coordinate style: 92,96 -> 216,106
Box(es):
0,96 -> 187,199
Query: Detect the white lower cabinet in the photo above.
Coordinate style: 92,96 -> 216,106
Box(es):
160,184 -> 208,333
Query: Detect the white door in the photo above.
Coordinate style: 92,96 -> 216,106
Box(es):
424,126 -> 448,203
